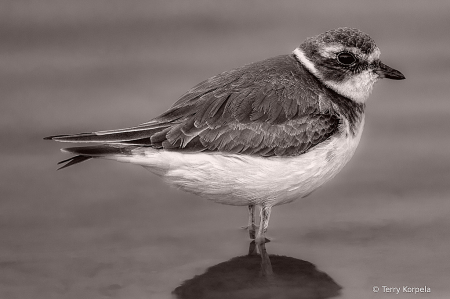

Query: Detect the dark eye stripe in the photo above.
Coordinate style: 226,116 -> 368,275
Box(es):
337,52 -> 356,65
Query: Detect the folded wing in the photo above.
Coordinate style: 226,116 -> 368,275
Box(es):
46,55 -> 342,168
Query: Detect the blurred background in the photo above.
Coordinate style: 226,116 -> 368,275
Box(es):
1,0 -> 450,298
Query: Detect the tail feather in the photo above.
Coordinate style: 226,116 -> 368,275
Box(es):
44,123 -> 170,143
57,155 -> 93,170
56,144 -> 136,169
45,120 -> 174,170
61,144 -> 135,156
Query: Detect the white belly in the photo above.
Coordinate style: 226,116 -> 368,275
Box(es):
111,117 -> 365,207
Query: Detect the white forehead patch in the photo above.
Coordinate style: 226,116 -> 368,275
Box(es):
367,47 -> 381,63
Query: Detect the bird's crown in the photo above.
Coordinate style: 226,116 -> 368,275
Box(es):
303,27 -> 377,55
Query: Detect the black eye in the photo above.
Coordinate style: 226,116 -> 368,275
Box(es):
337,52 -> 356,65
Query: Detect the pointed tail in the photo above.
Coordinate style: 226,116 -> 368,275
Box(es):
55,145 -> 135,170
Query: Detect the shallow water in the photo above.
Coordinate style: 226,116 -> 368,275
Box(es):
2,1 -> 450,298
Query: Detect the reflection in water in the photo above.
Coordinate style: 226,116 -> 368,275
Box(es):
173,242 -> 341,299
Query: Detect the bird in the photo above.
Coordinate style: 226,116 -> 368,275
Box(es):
45,27 -> 405,244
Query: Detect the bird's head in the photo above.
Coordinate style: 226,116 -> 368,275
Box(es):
293,27 -> 405,103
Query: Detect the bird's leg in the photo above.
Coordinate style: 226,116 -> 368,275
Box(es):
247,204 -> 256,239
255,205 -> 271,244
241,205 -> 258,239
248,240 -> 258,256
257,241 -> 273,276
